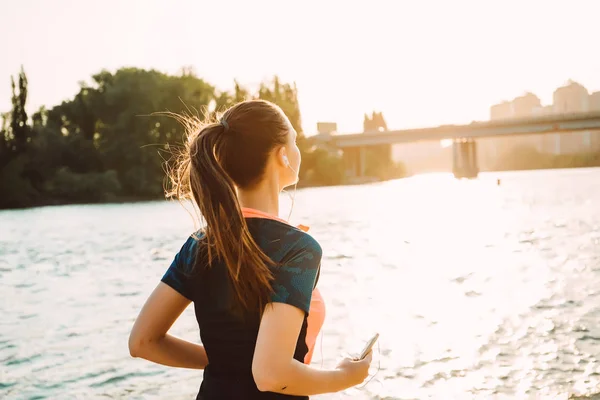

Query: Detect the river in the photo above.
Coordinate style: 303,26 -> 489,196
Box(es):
2,168 -> 600,399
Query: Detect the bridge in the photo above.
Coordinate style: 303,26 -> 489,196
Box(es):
313,111 -> 600,179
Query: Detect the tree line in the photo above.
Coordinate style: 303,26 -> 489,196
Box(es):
1,67 -> 405,209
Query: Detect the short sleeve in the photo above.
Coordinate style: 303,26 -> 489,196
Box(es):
270,234 -> 322,314
161,235 -> 199,301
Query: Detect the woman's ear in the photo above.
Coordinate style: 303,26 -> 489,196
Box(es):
278,146 -> 289,167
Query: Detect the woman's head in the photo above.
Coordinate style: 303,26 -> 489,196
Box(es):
220,100 -> 300,191
193,100 -> 300,193
168,99 -> 300,315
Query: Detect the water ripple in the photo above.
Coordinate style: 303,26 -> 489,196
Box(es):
2,168 -> 600,399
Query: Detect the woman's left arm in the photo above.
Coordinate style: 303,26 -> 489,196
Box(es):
128,282 -> 208,369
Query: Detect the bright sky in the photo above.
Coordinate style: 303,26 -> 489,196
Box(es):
1,0 -> 599,134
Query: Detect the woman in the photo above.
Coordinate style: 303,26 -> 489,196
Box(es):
128,100 -> 372,399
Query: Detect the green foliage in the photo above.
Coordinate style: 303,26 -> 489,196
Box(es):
10,67 -> 31,155
213,80 -> 251,114
257,76 -> 302,134
0,154 -> 39,208
44,168 -> 121,203
0,66 -> 401,209
0,67 -> 218,207
299,147 -> 345,187
364,144 -> 403,180
253,76 -> 337,185
0,113 -> 10,168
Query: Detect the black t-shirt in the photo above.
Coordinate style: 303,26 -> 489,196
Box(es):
161,218 -> 322,399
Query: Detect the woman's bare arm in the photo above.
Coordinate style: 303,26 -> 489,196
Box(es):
129,282 -> 208,369
252,302 -> 371,395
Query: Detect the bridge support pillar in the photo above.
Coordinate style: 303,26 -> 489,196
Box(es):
359,146 -> 366,177
342,146 -> 366,178
452,139 -> 479,179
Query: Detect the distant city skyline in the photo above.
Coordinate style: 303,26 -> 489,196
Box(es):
2,0 -> 600,134
491,80 -> 600,121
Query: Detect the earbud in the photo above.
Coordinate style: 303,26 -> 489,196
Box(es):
283,155 -> 290,166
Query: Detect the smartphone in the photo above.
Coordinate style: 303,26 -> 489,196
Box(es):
357,333 -> 379,360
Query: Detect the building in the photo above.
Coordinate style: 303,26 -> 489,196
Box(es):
490,101 -> 513,121
550,81 -> 594,154
490,92 -> 541,120
487,93 -> 545,157
487,81 -> 600,156
553,80 -> 589,114
532,105 -> 554,117
317,122 -> 337,135
512,92 -> 542,118
590,91 -> 600,111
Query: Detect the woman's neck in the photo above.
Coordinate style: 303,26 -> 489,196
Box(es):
237,178 -> 280,217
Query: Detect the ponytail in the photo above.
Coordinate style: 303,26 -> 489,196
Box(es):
165,100 -> 291,315
188,123 -> 274,315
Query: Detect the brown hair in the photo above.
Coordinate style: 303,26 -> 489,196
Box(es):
167,100 -> 291,315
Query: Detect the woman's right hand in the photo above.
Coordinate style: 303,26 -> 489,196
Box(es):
335,351 -> 373,387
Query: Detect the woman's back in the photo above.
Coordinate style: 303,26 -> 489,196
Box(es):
129,100 -> 371,399
162,215 -> 322,399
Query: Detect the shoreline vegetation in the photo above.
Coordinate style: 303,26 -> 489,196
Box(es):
4,162 -> 600,212
1,66 -> 599,210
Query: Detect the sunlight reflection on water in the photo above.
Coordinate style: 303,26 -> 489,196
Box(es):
2,168 -> 600,399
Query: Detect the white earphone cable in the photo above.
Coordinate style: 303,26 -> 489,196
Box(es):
283,156 -> 298,222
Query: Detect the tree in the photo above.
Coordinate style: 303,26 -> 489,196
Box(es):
1,66 -> 32,165
9,67 -> 31,155
77,68 -> 216,197
0,66 -> 219,207
0,112 -> 9,168
253,76 -> 331,183
213,80 -> 251,116
257,76 -> 302,134
0,66 -> 376,209
0,67 -> 40,208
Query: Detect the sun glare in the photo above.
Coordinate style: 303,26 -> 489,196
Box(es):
440,139 -> 453,148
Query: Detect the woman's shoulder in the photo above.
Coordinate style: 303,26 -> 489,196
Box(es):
246,218 -> 322,261
277,228 -> 322,268
169,230 -> 207,274
180,230 -> 204,252
289,230 -> 322,257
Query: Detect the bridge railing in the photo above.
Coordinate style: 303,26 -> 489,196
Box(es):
314,111 -> 600,147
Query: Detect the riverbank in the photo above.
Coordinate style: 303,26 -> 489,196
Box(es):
3,164 -> 600,211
